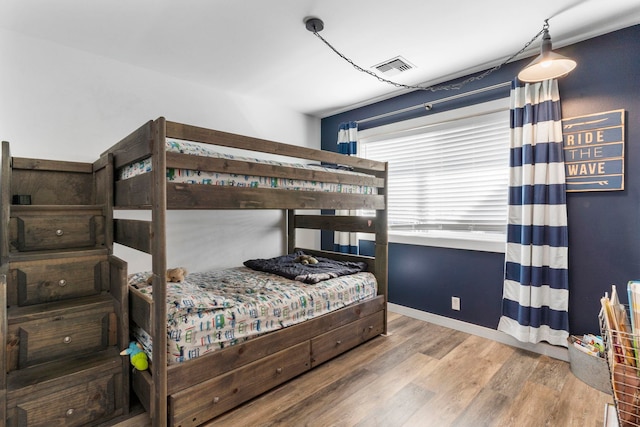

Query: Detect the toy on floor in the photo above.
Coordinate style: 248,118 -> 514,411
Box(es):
120,341 -> 149,371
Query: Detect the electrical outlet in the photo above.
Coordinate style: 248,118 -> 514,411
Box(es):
451,296 -> 461,311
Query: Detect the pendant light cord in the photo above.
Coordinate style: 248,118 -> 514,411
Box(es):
309,20 -> 548,92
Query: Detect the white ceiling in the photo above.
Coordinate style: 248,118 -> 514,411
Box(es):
2,0 -> 640,117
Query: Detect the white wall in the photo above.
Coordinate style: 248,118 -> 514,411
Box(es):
0,28 -> 321,273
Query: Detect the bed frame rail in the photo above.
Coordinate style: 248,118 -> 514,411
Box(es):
165,120 -> 385,173
292,214 -> 378,234
129,287 -> 152,333
102,120 -> 153,170
114,219 -> 153,254
166,184 -> 384,210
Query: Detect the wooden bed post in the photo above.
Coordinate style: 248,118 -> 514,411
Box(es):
0,141 -> 10,265
97,152 -> 114,253
0,269 -> 6,427
151,118 -> 168,427
287,209 -> 296,254
0,142 -> 9,423
376,163 -> 389,335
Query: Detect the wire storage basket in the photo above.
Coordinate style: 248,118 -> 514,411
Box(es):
600,305 -> 640,426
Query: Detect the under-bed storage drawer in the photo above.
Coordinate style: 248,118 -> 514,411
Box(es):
10,212 -> 105,251
7,255 -> 106,306
6,297 -> 116,371
169,341 -> 311,427
311,309 -> 385,367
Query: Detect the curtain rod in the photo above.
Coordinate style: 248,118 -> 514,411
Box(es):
357,81 -> 512,125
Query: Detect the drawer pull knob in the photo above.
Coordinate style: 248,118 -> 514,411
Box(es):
63,336 -> 72,344
336,340 -> 342,345
66,408 -> 74,417
213,397 -> 220,404
369,325 -> 374,330
58,279 -> 67,287
276,367 -> 283,374
56,229 -> 64,236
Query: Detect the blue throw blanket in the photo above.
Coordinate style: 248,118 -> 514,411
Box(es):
244,251 -> 367,284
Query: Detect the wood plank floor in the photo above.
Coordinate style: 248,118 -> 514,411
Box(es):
114,312 -> 615,427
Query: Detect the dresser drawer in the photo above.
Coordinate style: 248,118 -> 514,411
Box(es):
11,213 -> 105,251
311,310 -> 385,367
7,299 -> 116,371
169,341 -> 311,427
6,355 -> 123,427
8,255 -> 107,306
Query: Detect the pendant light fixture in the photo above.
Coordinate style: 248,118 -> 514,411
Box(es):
517,20 -> 577,82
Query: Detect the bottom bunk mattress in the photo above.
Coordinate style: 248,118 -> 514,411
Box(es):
128,267 -> 377,365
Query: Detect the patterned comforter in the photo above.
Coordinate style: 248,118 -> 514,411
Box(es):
129,267 -> 377,365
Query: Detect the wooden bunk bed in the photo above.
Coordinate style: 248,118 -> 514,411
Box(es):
95,117 -> 388,427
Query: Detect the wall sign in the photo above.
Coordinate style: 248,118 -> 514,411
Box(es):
562,109 -> 625,192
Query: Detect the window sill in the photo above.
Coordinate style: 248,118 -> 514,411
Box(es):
389,232 -> 505,253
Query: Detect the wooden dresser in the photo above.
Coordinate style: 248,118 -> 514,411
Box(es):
0,142 -> 129,426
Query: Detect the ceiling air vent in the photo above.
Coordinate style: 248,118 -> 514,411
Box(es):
373,56 -> 415,76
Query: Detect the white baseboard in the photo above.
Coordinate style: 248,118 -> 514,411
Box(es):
388,303 -> 569,362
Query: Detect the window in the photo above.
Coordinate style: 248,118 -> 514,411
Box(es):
358,98 -> 510,252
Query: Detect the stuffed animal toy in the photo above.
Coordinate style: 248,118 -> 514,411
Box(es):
146,267 -> 188,284
294,254 -> 318,265
166,267 -> 187,282
120,341 -> 149,371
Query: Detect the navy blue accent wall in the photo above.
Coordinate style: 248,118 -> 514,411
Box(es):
387,243 -> 505,328
321,24 -> 640,336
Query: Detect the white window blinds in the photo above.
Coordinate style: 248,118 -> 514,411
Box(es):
359,101 -> 510,239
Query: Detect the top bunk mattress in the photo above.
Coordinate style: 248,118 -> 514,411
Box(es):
118,139 -> 377,194
129,266 -> 378,365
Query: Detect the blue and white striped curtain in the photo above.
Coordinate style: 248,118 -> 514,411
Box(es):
334,121 -> 359,254
337,121 -> 358,155
497,79 -> 569,347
